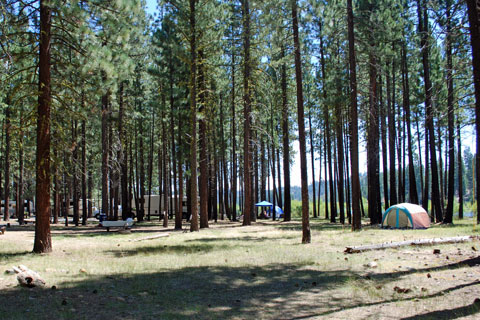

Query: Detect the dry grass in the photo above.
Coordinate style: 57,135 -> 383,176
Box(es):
0,218 -> 479,319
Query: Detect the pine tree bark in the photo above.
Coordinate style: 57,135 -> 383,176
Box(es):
335,89 -> 345,224
189,0 -> 199,231
308,110 -> 317,218
457,124 -> 463,219
445,0 -> 455,223
169,57 -> 179,224
17,121 -> 24,224
417,0 -> 443,222
319,24 -> 335,222
281,47 -> 291,221
3,104 -> 10,221
242,0 -> 252,226
386,62 -> 397,206
81,119 -> 87,225
466,0 -> 480,224
176,99 -> 184,229
270,122 -> 277,221
72,120 -> 79,226
147,110 -> 155,221
138,123 -> 145,222
162,108 -> 169,228
402,42 -> 418,204
292,0 -> 311,243
87,168 -> 92,218
53,140 -> 59,224
220,97 -> 230,220
119,82 -> 130,220
101,78 -> 109,219
231,33 -> 237,222
367,48 -> 381,224
347,0 -> 361,231
379,74 -> 389,210
276,147 -> 282,209
324,133 -> 329,219
33,0 -> 52,253
199,51 -> 209,228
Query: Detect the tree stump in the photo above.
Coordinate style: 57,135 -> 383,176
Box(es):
13,265 -> 46,288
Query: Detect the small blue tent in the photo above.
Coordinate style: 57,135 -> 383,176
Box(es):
255,201 -> 283,218
274,206 -> 284,218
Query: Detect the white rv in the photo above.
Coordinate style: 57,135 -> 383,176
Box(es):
131,195 -> 188,219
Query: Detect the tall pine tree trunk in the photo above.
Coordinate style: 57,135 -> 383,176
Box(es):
402,42 -> 418,204
101,78 -> 109,219
147,109 -> 155,221
189,0 -> 199,231
348,0 -> 361,230
292,0 -> 311,243
387,63 -> 397,206
231,35 -> 237,222
417,0 -> 443,222
466,0 -> 480,224
17,120 -> 24,224
119,82 -> 130,220
72,120 -> 79,226
445,0 -> 455,223
319,25 -> 335,223
379,74 -> 389,210
81,119 -> 87,225
457,124 -> 463,219
33,0 -> 52,253
220,97 -> 230,220
199,51 -> 209,228
367,49 -> 381,224
3,104 -> 10,221
281,47 -> 291,221
335,90 -> 345,224
308,110 -> 317,218
242,0 -> 252,226
176,98 -> 185,229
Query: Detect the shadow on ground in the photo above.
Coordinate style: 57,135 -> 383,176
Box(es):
0,251 -> 32,262
0,263 -> 351,320
401,300 -> 480,320
106,243 -> 230,257
1,256 -> 479,320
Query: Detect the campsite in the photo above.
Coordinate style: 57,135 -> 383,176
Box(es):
1,0 -> 480,319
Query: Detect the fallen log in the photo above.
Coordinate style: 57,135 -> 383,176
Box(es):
345,235 -> 479,254
130,233 -> 170,242
13,265 -> 46,288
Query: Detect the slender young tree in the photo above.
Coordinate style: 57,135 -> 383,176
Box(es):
281,46 -> 291,221
4,104 -> 10,221
445,0 -> 455,224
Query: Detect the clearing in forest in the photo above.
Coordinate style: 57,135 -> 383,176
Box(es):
0,219 -> 479,319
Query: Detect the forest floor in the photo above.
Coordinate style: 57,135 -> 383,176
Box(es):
0,217 -> 479,319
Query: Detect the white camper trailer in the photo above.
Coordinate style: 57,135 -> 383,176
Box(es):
131,195 -> 188,219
